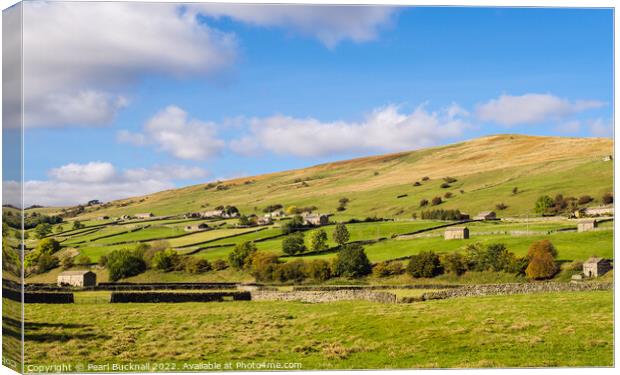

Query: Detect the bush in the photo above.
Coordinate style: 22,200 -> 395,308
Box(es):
441,252 -> 466,276
512,187 -> 519,195
212,259 -> 229,271
422,176 -> 430,181
495,203 -> 507,210
333,223 -> 350,247
99,255 -> 108,267
304,259 -> 332,281
228,241 -> 257,270
407,251 -> 443,278
602,192 -> 613,205
420,209 -> 465,220
431,196 -> 443,206
151,249 -> 181,271
282,215 -> 305,234
463,242 -> 520,273
36,238 -> 61,255
76,254 -> 92,265
185,258 -> 212,274
36,254 -> 59,274
332,243 -> 372,278
440,182 -> 451,189
310,229 -> 328,252
534,195 -> 554,215
419,199 -> 429,207
106,249 -> 147,281
525,240 -> 558,280
249,252 -> 280,282
60,255 -> 74,270
444,192 -> 453,199
274,260 -> 307,283
282,232 -> 306,255
578,195 -> 593,205
372,261 -> 404,277
413,181 -> 421,186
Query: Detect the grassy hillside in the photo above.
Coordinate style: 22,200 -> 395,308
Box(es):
71,134 -> 613,220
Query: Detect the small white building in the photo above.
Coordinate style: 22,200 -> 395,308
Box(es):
303,213 -> 329,226
57,270 -> 97,287
444,227 -> 469,240
582,257 -> 612,278
577,220 -> 598,232
134,213 -> 154,219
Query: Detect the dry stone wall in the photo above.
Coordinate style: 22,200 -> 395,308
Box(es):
251,290 -> 398,304
421,282 -> 612,300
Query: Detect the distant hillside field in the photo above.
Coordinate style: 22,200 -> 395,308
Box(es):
72,134 -> 612,220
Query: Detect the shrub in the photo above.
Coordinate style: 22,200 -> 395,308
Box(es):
282,215 -> 305,234
151,249 -> 181,271
578,195 -> 593,205
420,209 -> 465,220
228,241 -> 257,270
273,260 -> 307,283
525,240 -> 558,280
34,223 -> 52,239
304,259 -> 332,281
106,249 -> 147,281
36,253 -> 59,274
444,192 -> 453,199
407,251 -> 443,278
440,182 -> 451,189
534,195 -> 554,215
419,199 -> 429,207
282,232 -> 306,255
443,176 -> 457,183
333,223 -> 350,247
76,254 -> 92,265
99,255 -> 108,267
602,192 -> 613,205
212,259 -> 229,271
249,252 -> 280,282
422,176 -> 430,181
36,238 -> 61,255
185,258 -> 212,274
463,242 -> 519,273
332,243 -> 372,278
512,187 -> 519,195
373,261 -> 404,277
60,255 -> 74,270
431,196 -> 443,206
441,252 -> 466,276
310,229 -> 328,252
413,181 -> 421,186
72,221 -> 84,230
495,203 -> 508,210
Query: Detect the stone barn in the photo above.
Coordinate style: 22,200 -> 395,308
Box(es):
257,217 -> 273,226
444,227 -> 469,240
134,213 -> 154,219
582,257 -> 612,278
57,270 -> 97,287
577,220 -> 598,232
474,211 -> 496,220
303,213 -> 329,226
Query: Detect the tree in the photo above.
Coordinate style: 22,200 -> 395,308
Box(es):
419,199 -> 429,207
578,195 -> 593,205
431,196 -> 443,206
72,220 -> 84,230
228,241 -> 257,270
310,229 -> 328,252
238,215 -> 254,226
36,238 -> 61,255
282,215 -> 305,234
33,223 -> 52,239
151,249 -> 180,271
485,243 -> 516,272
534,195 -> 554,215
407,251 -> 443,278
55,225 -> 65,233
332,243 -> 372,278
60,254 -> 75,270
333,223 -> 350,248
441,252 -> 466,276
602,192 -> 613,205
304,259 -> 332,281
36,253 -> 59,274
495,203 -> 508,210
525,240 -> 558,279
185,258 -> 212,274
512,187 -> 519,195
282,232 -> 306,255
248,252 -> 280,282
106,249 -> 147,281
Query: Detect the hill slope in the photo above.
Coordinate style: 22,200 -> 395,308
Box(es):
75,134 -> 613,220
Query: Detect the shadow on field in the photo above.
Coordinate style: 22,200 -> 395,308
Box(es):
1,316 -> 111,343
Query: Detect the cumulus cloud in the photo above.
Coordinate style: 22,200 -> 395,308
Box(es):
22,1 -> 237,127
193,4 -> 396,48
475,93 -> 605,126
588,118 -> 613,138
232,104 -> 469,157
118,106 -> 226,160
13,162 -> 209,207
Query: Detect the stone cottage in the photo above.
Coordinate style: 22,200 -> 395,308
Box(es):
582,257 -> 612,278
577,219 -> 598,232
444,227 -> 469,240
303,213 -> 329,226
57,270 -> 97,287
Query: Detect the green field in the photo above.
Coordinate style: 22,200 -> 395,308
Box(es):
20,290 -> 613,369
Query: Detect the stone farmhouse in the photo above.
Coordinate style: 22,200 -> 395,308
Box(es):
184,223 -> 209,232
444,227 -> 469,240
257,217 -> 273,226
264,210 -> 285,219
57,270 -> 97,287
303,213 -> 329,226
582,257 -> 612,278
577,219 -> 598,232
475,211 -> 496,220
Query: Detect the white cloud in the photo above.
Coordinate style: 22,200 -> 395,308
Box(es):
588,118 -> 613,138
22,1 -> 237,127
118,106 -> 226,160
556,120 -> 581,134
233,104 -> 469,157
475,93 -> 605,126
193,4 -> 396,48
13,162 -> 209,207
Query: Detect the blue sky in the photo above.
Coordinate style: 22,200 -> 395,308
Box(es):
12,3 -> 613,206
